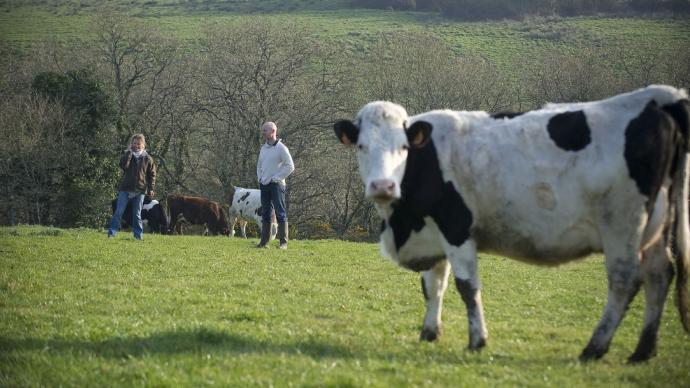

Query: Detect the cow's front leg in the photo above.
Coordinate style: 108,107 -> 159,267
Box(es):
228,216 -> 237,237
447,240 -> 487,350
420,259 -> 450,342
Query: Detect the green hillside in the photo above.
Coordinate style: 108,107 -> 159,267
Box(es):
2,3 -> 689,73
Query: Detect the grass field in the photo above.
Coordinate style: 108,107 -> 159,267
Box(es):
1,225 -> 689,386
1,3 -> 689,74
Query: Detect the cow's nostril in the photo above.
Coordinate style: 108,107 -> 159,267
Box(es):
369,179 -> 396,199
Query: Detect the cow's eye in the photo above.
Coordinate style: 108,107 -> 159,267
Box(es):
401,145 -> 409,152
357,144 -> 365,151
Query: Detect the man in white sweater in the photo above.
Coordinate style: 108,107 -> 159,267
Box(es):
256,121 -> 295,249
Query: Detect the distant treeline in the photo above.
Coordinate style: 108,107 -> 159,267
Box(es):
352,0 -> 690,20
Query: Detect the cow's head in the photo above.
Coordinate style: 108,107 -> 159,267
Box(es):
226,186 -> 236,206
220,207 -> 232,237
334,101 -> 432,205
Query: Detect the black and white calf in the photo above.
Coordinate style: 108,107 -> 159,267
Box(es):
334,85 -> 690,362
111,195 -> 170,234
226,186 -> 277,239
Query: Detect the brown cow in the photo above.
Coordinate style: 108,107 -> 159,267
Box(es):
167,194 -> 231,236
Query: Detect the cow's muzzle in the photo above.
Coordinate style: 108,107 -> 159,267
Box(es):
368,179 -> 397,204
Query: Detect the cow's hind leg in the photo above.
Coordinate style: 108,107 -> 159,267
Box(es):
580,250 -> 642,361
420,260 -> 450,342
628,240 -> 674,363
239,220 -> 248,238
447,240 -> 488,350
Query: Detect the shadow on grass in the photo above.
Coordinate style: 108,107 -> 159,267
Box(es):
0,326 -> 587,369
0,327 -> 355,360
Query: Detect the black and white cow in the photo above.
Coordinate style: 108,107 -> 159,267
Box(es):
334,85 -> 690,362
226,186 -> 277,239
111,195 -> 170,234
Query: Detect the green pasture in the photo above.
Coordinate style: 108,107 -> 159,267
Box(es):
1,225 -> 688,386
1,3 -> 689,74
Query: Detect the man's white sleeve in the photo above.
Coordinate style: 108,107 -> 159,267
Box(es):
273,146 -> 295,181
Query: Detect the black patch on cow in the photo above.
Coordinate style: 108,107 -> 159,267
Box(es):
401,256 -> 445,272
255,206 -> 262,216
624,102 -> 676,207
546,110 -> 591,151
388,131 -> 473,253
240,192 -> 250,202
491,111 -> 524,119
146,204 -> 169,234
455,278 -> 478,308
662,99 -> 690,149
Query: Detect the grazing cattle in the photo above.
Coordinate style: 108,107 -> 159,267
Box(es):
110,195 -> 169,234
334,85 -> 690,362
226,186 -> 277,239
167,194 -> 231,236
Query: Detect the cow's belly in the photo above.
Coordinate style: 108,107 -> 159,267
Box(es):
473,211 -> 603,264
380,220 -> 446,271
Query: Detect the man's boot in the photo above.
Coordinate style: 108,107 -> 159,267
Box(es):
278,221 -> 288,249
256,222 -> 271,248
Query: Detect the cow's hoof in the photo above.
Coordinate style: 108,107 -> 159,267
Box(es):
627,349 -> 656,364
467,337 -> 486,351
420,327 -> 441,342
579,343 -> 607,362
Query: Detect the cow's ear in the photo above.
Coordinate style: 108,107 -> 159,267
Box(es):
406,121 -> 432,148
334,120 -> 359,146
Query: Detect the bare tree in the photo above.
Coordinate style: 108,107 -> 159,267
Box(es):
520,45 -> 620,106
608,41 -> 690,91
358,32 -> 516,114
0,95 -> 70,225
195,18 -> 351,229
86,11 -> 202,200
90,11 -> 178,137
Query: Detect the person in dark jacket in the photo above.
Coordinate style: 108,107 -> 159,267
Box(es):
107,133 -> 157,240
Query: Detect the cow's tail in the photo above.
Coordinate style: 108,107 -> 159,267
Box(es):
666,99 -> 690,332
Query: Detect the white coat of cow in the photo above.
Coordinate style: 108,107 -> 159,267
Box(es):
334,85 -> 690,362
226,186 -> 277,240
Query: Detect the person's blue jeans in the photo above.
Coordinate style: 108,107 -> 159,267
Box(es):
260,182 -> 287,223
108,191 -> 145,239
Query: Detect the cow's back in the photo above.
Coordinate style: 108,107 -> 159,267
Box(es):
409,86 -> 688,262
168,195 -> 205,224
229,188 -> 264,224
